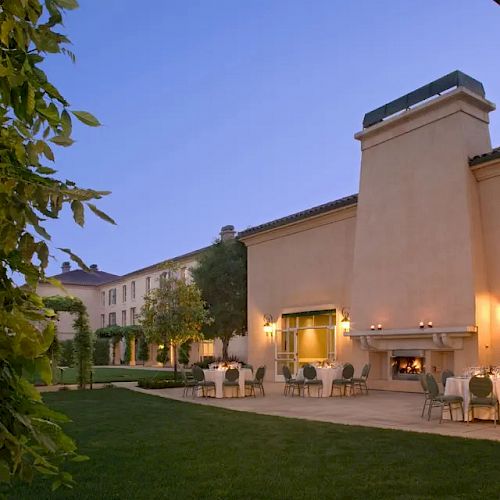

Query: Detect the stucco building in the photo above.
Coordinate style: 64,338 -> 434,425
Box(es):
240,71 -> 500,391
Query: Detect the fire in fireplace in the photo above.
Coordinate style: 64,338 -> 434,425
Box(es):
391,350 -> 425,380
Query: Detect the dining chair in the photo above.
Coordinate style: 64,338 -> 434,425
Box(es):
245,366 -> 266,397
191,365 -> 216,398
352,363 -> 371,395
331,363 -> 354,397
467,376 -> 499,426
302,365 -> 323,397
425,373 -> 464,423
223,368 -> 240,397
441,369 -> 454,389
282,365 -> 300,396
419,373 -> 432,418
180,365 -> 197,397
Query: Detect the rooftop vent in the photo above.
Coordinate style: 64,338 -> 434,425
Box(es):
89,264 -> 98,272
61,261 -> 71,273
363,70 -> 485,128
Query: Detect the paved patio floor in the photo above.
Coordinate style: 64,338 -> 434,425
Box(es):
116,381 -> 500,442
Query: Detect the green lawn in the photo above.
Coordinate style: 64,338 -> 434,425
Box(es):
57,367 -> 174,385
10,389 -> 500,499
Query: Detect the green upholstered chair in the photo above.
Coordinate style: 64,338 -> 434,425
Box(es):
352,363 -> 371,395
419,373 -> 432,418
180,365 -> 197,397
282,365 -> 300,396
245,366 -> 266,397
441,370 -> 454,389
331,363 -> 354,397
425,373 -> 464,423
223,368 -> 240,397
467,376 -> 499,426
191,365 -> 216,398
302,365 -> 323,397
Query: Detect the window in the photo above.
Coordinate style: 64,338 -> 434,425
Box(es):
131,280 -> 136,300
122,284 -> 127,302
201,340 -> 214,359
130,307 -> 136,325
108,312 -> 116,326
121,310 -> 126,326
101,314 -> 105,328
146,276 -> 151,293
101,291 -> 105,306
108,288 -> 116,305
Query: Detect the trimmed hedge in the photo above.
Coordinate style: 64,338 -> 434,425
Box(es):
93,338 -> 110,365
59,340 -> 74,367
137,378 -> 185,389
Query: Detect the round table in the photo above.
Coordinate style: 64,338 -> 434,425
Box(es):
296,366 -> 343,397
202,368 -> 253,398
444,376 -> 500,421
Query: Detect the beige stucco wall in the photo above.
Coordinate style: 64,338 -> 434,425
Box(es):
37,283 -> 101,340
243,206 -> 357,379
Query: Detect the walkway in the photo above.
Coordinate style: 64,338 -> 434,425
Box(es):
116,381 -> 500,442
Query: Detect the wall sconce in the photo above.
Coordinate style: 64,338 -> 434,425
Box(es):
340,307 -> 350,333
427,321 -> 433,328
377,324 -> 382,330
370,325 -> 375,331
263,314 -> 275,337
419,321 -> 424,329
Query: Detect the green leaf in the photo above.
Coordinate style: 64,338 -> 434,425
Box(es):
61,109 -> 72,137
54,0 -> 79,10
86,203 -> 116,225
71,110 -> 101,127
35,356 -> 52,385
50,135 -> 74,147
70,200 -> 84,226
58,248 -> 89,271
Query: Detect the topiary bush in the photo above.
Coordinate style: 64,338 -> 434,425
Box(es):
93,338 -> 110,366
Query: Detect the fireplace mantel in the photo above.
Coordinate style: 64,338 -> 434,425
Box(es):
345,326 -> 477,351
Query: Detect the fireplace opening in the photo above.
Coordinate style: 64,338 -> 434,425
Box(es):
391,350 -> 425,380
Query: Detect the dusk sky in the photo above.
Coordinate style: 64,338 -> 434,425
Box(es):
44,0 -> 500,277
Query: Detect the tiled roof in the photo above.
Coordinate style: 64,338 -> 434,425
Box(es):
469,146 -> 500,167
48,269 -> 119,286
238,194 -> 358,238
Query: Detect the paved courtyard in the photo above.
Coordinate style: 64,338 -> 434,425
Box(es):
117,381 -> 500,442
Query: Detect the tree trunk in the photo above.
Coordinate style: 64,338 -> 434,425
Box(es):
222,337 -> 229,360
172,343 -> 178,380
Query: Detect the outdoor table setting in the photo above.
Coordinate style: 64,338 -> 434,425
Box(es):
203,363 -> 253,398
295,362 -> 344,398
443,367 -> 500,421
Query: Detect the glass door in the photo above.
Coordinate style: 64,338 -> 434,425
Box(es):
275,317 -> 298,381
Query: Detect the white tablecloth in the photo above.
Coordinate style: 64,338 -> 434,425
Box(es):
203,368 -> 253,398
444,377 -> 500,421
296,367 -> 343,397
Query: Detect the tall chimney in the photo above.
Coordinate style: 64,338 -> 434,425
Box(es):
61,261 -> 71,273
220,225 -> 236,242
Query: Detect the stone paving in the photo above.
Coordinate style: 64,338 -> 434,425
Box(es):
115,381 -> 500,442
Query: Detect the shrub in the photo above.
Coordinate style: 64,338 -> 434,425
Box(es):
178,341 -> 192,365
156,345 -> 169,365
93,338 -> 110,365
60,340 -> 74,367
137,378 -> 185,389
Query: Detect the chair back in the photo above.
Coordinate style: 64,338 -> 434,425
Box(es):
303,365 -> 317,380
361,363 -> 371,379
282,365 -> 292,382
469,375 -> 493,398
425,373 -> 440,398
441,370 -> 454,387
418,373 -> 428,393
191,365 -> 205,382
225,368 -> 239,382
342,363 -> 354,380
255,366 -> 266,382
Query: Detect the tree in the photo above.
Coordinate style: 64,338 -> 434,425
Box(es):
0,0 -> 114,491
192,237 -> 247,360
140,263 -> 211,378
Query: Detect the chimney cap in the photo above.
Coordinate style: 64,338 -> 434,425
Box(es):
61,261 -> 71,273
89,264 -> 98,271
221,224 -> 235,232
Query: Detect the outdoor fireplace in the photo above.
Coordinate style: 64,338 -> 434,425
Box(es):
391,350 -> 425,380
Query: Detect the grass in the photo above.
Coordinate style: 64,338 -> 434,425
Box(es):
10,388 -> 500,499
57,367 -> 175,384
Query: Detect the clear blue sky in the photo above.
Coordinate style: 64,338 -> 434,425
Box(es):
43,0 -> 500,277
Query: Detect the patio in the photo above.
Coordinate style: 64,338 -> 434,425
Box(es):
119,381 -> 500,442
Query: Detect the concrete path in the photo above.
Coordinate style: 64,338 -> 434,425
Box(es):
115,381 -> 500,442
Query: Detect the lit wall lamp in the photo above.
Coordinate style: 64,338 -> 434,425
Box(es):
263,314 -> 275,337
340,308 -> 350,333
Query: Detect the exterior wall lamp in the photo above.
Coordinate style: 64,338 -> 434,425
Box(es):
340,308 -> 350,333
263,314 -> 275,337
